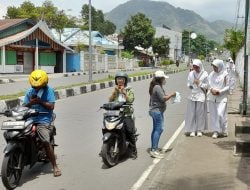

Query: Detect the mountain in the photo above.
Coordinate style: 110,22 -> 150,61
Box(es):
105,0 -> 234,43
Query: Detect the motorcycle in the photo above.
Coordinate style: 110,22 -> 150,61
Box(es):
100,101 -> 137,167
0,106 -> 56,190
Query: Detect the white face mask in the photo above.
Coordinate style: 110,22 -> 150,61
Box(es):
162,79 -> 166,85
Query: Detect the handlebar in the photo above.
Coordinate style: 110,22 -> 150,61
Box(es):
100,102 -> 133,110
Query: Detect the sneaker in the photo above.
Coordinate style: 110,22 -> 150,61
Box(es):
197,131 -> 202,137
212,132 -> 218,139
222,131 -> 228,137
150,150 -> 164,159
190,132 -> 196,137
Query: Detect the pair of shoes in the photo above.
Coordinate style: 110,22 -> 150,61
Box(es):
190,132 -> 195,137
197,131 -> 202,137
212,132 -> 218,139
150,149 -> 164,159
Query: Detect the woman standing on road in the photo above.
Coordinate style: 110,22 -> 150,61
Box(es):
185,59 -> 209,137
148,70 -> 176,159
207,59 -> 230,139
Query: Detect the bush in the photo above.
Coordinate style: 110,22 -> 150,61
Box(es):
121,51 -> 134,59
161,59 -> 171,66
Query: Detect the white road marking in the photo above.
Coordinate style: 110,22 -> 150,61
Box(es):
130,121 -> 185,190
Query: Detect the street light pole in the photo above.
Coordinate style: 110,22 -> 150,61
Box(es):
188,30 -> 191,65
243,0 -> 249,115
88,0 -> 93,82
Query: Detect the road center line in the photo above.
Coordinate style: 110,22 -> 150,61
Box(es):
130,121 -> 185,190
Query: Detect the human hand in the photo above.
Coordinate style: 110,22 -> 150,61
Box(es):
172,92 -> 176,97
211,88 -> 220,96
30,97 -> 42,105
194,79 -> 200,86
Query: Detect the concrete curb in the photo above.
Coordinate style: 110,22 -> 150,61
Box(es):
0,74 -> 154,112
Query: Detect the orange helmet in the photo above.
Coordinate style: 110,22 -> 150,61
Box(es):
29,69 -> 48,88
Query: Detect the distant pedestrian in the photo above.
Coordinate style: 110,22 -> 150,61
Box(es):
207,59 -> 230,139
226,57 -> 236,94
185,59 -> 209,137
148,70 -> 176,159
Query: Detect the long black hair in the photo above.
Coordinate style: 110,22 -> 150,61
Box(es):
149,77 -> 164,95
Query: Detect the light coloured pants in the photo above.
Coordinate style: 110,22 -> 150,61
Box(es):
208,101 -> 228,133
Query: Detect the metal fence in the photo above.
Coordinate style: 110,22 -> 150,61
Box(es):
80,51 -> 139,72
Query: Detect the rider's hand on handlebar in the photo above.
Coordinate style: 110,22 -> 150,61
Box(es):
30,97 -> 42,105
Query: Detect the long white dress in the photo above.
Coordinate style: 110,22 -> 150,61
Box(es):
185,69 -> 209,133
207,65 -> 229,134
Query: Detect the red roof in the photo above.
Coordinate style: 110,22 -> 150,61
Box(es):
0,19 -> 31,31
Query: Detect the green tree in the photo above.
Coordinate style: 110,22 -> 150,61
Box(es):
6,1 -> 39,20
152,36 -> 170,57
224,29 -> 244,61
182,30 -> 218,59
5,0 -> 76,31
81,4 -> 116,35
122,13 -> 155,51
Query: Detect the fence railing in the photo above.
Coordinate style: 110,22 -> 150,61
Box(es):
80,51 -> 139,72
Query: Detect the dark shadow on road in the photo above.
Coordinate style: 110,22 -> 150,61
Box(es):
214,140 -> 235,151
236,156 -> 250,189
148,173 -> 237,190
17,163 -> 53,188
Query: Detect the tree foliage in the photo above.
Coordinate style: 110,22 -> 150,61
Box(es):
81,4 -> 116,35
152,36 -> 170,57
122,13 -> 155,51
224,29 -> 244,61
5,0 -> 77,32
182,30 -> 218,58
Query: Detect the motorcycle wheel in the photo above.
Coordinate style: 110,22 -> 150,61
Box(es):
1,150 -> 23,190
101,138 -> 119,167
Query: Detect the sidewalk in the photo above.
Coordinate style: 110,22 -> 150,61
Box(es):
139,80 -> 250,190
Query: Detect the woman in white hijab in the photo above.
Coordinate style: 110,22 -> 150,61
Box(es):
185,59 -> 208,137
207,59 -> 229,139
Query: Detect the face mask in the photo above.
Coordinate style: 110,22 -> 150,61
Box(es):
162,79 -> 166,85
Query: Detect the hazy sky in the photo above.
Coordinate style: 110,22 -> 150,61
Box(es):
0,0 -> 245,23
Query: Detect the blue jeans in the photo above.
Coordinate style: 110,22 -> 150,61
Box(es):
149,110 -> 164,150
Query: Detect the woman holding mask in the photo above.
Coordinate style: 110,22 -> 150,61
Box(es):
149,70 -> 176,159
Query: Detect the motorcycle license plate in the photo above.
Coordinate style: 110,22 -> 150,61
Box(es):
1,121 -> 25,130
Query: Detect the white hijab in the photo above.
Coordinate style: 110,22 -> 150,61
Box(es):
188,59 -> 208,88
212,59 -> 225,73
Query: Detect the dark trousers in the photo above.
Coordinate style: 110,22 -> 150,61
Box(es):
124,116 -> 137,152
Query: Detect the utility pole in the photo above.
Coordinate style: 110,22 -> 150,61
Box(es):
88,0 -> 93,82
243,0 -> 249,115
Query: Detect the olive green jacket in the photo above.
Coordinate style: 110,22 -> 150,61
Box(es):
110,86 -> 134,116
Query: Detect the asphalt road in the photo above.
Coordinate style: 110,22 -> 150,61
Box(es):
0,70 -> 189,190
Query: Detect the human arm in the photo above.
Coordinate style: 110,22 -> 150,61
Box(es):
164,92 -> 176,101
155,85 -> 176,102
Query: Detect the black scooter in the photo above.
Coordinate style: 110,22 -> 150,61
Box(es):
0,106 -> 56,190
100,102 -> 137,167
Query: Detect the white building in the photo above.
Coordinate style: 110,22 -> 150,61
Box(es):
155,27 -> 182,61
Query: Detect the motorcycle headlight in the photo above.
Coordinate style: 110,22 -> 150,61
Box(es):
105,120 -> 120,130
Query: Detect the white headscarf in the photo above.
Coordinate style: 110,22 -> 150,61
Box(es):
192,59 -> 204,72
187,59 -> 208,88
212,59 -> 225,73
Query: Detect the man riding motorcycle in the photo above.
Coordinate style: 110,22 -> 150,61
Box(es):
109,71 -> 137,159
22,69 -> 61,177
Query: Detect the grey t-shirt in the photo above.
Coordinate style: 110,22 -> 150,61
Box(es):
149,85 -> 167,112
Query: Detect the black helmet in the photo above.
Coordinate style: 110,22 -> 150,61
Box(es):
115,71 -> 128,86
